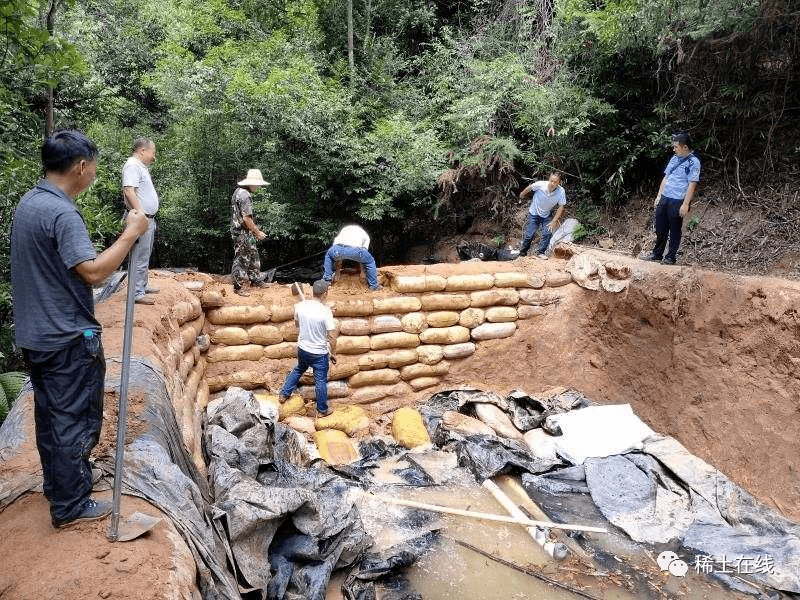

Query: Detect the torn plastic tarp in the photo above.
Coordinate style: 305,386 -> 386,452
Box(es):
205,387 -> 373,598
418,390 -> 563,481
522,432 -> 800,594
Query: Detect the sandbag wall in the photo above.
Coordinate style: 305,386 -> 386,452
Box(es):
162,288 -> 210,477
199,270 -> 576,416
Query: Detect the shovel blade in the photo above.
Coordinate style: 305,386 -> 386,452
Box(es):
116,511 -> 161,542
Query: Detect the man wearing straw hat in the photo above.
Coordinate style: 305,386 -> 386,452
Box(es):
230,168 -> 269,296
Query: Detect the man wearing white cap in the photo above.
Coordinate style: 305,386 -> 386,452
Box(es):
230,168 -> 269,296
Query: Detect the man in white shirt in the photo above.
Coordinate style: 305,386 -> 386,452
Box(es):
518,171 -> 567,259
122,138 -> 160,304
322,224 -> 381,290
278,280 -> 338,416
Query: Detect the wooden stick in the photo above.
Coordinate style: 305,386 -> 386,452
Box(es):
450,537 -> 604,600
369,494 -> 607,534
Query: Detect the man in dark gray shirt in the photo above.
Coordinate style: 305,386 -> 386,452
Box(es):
10,130 -> 148,528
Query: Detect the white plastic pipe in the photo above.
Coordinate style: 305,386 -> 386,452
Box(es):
482,479 -> 569,560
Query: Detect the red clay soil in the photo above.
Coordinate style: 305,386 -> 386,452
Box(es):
1,254 -> 799,599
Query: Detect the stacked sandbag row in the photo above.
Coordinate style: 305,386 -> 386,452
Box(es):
199,271 -> 577,415
159,290 -> 211,476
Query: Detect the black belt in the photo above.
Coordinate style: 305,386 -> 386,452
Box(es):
145,213 -> 156,218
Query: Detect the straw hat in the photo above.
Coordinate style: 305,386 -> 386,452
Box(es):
238,169 -> 270,187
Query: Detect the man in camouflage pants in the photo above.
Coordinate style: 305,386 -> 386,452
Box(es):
230,169 -> 269,296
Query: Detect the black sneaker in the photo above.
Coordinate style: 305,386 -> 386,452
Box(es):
53,497 -> 112,528
662,256 -> 676,265
369,285 -> 383,292
644,252 -> 662,262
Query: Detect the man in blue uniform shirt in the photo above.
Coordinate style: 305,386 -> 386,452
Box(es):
645,132 -> 701,265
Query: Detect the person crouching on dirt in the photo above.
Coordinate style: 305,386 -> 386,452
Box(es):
10,129 -> 149,528
322,224 -> 382,290
518,171 -> 566,259
644,132 -> 701,265
278,280 -> 338,417
230,168 -> 270,296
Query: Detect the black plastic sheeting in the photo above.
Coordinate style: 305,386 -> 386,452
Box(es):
456,241 -> 516,262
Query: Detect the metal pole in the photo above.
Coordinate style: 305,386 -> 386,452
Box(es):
108,241 -> 140,541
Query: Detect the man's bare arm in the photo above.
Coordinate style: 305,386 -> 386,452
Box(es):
74,210 -> 149,285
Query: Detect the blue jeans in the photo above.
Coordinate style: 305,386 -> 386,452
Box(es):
652,196 -> 683,260
323,244 -> 378,288
280,348 -> 330,412
520,213 -> 553,255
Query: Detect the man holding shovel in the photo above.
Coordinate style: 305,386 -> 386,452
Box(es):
10,129 -> 148,528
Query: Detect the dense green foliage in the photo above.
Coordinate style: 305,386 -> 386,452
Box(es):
1,0 -> 797,370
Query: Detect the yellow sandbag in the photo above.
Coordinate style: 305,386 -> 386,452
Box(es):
207,305 -> 271,325
370,332 -> 420,350
262,342 -> 298,359
518,289 -> 565,306
269,303 -> 296,323
179,348 -> 195,381
207,344 -> 264,363
332,299 -> 374,317
425,311 -> 460,327
335,335 -> 372,355
348,368 -> 401,388
247,324 -> 283,345
350,381 -> 412,404
313,429 -> 359,465
415,345 -> 443,365
283,415 -> 316,435
401,312 -> 428,334
172,298 -> 202,325
370,315 -> 403,334
493,272 -> 545,289
200,288 -> 225,308
444,273 -> 495,291
469,289 -> 519,308
517,305 -> 546,319
419,325 -> 470,345
207,370 -> 265,392
385,349 -> 420,368
210,326 -> 250,346
442,342 -> 476,360
485,306 -> 518,323
180,314 -> 205,352
400,361 -> 450,380
391,407 -> 431,448
280,395 -> 307,419
279,321 -> 298,342
372,296 -> 422,315
470,322 -> 517,340
196,380 -> 210,410
545,271 -> 573,287
408,377 -> 440,392
316,405 -> 370,436
458,307 -> 485,329
296,380 -> 350,400
338,318 -> 371,336
358,352 -> 390,370
420,293 -> 471,311
389,274 -> 447,293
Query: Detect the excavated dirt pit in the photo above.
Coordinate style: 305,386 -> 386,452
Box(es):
1,248 -> 798,599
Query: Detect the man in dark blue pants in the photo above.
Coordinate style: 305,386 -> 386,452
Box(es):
11,130 -> 148,528
645,132 -> 701,265
278,280 -> 338,417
